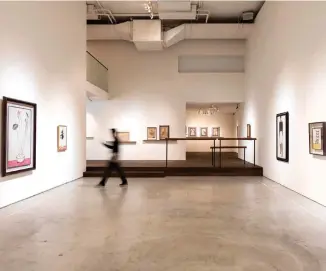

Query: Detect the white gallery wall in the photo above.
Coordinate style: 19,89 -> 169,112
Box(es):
0,2 -> 86,208
86,40 -> 245,160
241,2 -> 326,205
186,109 -> 236,152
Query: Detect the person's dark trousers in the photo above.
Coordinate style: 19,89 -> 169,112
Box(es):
99,160 -> 128,186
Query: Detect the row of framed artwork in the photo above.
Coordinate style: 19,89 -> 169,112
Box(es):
187,127 -> 220,137
113,127 -> 170,142
1,97 -> 68,177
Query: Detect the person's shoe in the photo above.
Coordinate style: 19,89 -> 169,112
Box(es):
119,183 -> 128,187
97,181 -> 105,187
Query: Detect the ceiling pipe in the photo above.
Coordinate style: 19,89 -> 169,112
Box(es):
197,10 -> 210,23
97,13 -> 114,24
111,13 -> 159,18
95,1 -> 116,23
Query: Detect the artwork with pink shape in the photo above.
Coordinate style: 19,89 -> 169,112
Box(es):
7,107 -> 32,168
2,97 -> 36,176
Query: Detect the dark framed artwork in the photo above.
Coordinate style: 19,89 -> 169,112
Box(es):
276,112 -> 289,162
246,124 -> 251,138
57,125 -> 67,152
212,127 -> 220,137
309,122 -> 326,156
159,125 -> 170,140
2,97 -> 37,176
200,127 -> 208,137
147,127 -> 157,140
188,127 -> 197,137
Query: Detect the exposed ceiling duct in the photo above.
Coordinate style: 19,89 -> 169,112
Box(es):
87,20 -> 253,51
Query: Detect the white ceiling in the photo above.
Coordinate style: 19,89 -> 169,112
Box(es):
87,1 -> 264,22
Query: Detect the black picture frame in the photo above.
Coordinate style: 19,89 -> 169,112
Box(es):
2,97 -> 37,176
276,111 -> 289,162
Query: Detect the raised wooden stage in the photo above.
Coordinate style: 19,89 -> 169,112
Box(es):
84,153 -> 263,178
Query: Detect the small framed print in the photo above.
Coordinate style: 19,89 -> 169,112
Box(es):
147,127 -> 157,140
276,112 -> 289,162
309,122 -> 326,156
212,127 -> 220,137
200,127 -> 208,137
117,132 -> 130,142
57,125 -> 67,152
188,127 -> 197,137
159,125 -> 170,140
247,124 -> 251,138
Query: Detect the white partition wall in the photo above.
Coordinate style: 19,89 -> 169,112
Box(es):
241,1 -> 326,205
0,2 -> 86,208
86,40 -> 245,160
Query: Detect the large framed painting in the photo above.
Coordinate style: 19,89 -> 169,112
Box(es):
2,97 -> 37,176
276,112 -> 289,162
57,125 -> 67,152
159,125 -> 170,140
309,122 -> 326,156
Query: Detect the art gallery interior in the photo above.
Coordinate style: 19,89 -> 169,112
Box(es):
1,1 -> 326,270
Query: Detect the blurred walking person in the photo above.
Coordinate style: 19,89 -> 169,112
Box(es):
98,129 -> 128,187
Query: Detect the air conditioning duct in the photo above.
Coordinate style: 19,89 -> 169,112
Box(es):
159,4 -> 197,20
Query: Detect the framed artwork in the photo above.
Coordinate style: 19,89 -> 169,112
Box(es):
147,127 -> 157,140
247,124 -> 251,138
159,125 -> 170,140
276,112 -> 289,162
309,122 -> 326,156
117,131 -> 130,142
57,125 -> 67,152
188,127 -> 197,137
2,97 -> 37,176
212,127 -> 220,137
200,127 -> 208,137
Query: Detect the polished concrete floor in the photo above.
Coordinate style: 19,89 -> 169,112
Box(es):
1,177 -> 326,271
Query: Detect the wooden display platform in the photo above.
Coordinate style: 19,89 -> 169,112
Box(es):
84,155 -> 263,178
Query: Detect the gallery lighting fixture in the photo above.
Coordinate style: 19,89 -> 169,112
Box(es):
144,1 -> 154,19
198,104 -> 219,116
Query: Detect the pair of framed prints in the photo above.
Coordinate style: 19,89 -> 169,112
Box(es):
2,97 -> 67,177
147,125 -> 170,140
276,111 -> 326,162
